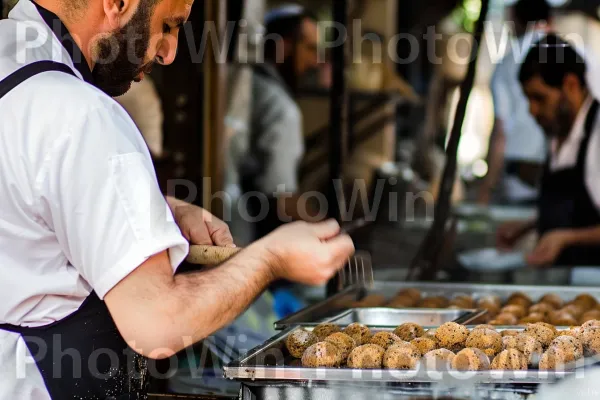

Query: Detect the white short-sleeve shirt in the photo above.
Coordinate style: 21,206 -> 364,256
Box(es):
0,1 -> 188,397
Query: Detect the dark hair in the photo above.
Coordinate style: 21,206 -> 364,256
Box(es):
263,9 -> 317,61
519,34 -> 587,89
513,0 -> 550,26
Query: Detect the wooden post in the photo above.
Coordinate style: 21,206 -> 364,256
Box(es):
202,0 -> 228,218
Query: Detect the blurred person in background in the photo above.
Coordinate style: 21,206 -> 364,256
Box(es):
238,5 -> 321,240
497,34 -> 600,267
478,0 -> 551,205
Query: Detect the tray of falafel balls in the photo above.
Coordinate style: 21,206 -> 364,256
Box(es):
224,318 -> 600,384
275,281 -> 600,329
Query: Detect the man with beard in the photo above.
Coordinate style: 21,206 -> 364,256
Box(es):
496,34 -> 600,267
0,0 -> 354,398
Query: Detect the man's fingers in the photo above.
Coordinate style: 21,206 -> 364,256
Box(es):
323,234 -> 355,268
310,219 -> 342,240
188,223 -> 214,245
209,224 -> 235,247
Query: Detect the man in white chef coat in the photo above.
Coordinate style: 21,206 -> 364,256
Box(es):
497,34 -> 600,267
0,0 -> 354,398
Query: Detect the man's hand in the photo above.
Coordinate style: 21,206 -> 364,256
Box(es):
167,197 -> 234,247
254,219 -> 355,286
526,229 -> 573,267
496,220 -> 535,251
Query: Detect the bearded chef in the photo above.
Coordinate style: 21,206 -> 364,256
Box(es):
497,34 -> 600,267
0,0 -> 354,398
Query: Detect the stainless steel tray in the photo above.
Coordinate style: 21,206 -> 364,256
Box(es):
299,307 -> 485,327
275,281 -> 600,329
224,326 -> 579,385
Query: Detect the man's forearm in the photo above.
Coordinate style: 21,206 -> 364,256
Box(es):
563,226 -> 600,247
170,244 -> 275,343
113,245 -> 276,358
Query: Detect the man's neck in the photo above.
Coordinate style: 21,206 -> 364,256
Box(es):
34,0 -> 95,70
556,91 -> 591,150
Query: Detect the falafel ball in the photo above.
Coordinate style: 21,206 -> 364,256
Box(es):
539,293 -> 563,309
507,292 -> 533,309
580,311 -> 600,325
490,349 -> 528,370
511,333 -> 544,366
383,342 -> 421,370
501,330 -> 520,337
489,313 -> 518,326
411,337 -> 438,356
581,326 -> 600,356
465,328 -> 503,357
387,296 -> 417,308
548,335 -> 583,362
473,324 -> 496,331
312,323 -> 342,341
423,348 -> 456,371
369,331 -> 404,350
396,288 -> 422,302
347,344 -> 385,369
538,349 -> 569,371
324,332 -> 357,360
343,323 -> 372,345
500,304 -> 527,319
301,342 -> 343,367
529,302 -> 556,317
523,323 -> 556,348
435,322 -> 469,352
519,313 -> 545,324
394,323 -> 425,341
451,348 -> 490,371
573,294 -> 598,310
286,328 -> 318,358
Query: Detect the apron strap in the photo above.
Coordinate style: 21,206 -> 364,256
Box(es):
0,60 -> 76,99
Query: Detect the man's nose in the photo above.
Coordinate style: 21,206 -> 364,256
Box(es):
156,35 -> 178,66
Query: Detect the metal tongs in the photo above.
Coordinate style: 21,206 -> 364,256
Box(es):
186,219 -> 374,289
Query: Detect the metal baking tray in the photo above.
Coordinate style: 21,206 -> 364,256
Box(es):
298,307 -> 486,328
224,326 -> 579,385
275,281 -> 600,329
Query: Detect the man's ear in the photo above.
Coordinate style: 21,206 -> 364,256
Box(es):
103,0 -> 133,29
562,73 -> 582,98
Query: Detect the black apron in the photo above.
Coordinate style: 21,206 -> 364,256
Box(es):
537,99 -> 600,266
0,61 -> 148,399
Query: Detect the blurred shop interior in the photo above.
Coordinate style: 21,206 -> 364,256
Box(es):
5,0 -> 600,397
